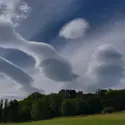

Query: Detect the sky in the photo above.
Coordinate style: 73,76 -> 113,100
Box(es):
0,0 -> 125,99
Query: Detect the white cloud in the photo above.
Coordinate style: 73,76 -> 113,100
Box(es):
0,18 -> 78,82
0,0 -> 31,26
61,19 -> 125,92
84,44 -> 124,92
0,1 -> 125,98
17,0 -> 85,40
59,18 -> 89,39
32,73 -> 64,94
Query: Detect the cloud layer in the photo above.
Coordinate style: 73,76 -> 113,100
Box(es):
0,18 -> 78,82
0,0 -> 125,98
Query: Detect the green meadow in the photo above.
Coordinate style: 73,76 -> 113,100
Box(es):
3,112 -> 125,125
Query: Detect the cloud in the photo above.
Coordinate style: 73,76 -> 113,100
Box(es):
0,56 -> 44,94
32,73 -> 64,94
17,0 -> 85,40
0,1 -> 125,96
84,44 -> 125,92
41,58 -> 78,81
20,85 -> 44,95
0,0 -> 31,26
92,44 -> 122,62
62,44 -> 125,93
59,18 -> 125,92
0,94 -> 23,100
0,18 -> 78,82
0,56 -> 33,85
3,49 -> 35,69
59,18 -> 89,39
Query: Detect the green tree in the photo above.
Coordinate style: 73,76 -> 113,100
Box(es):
31,100 -> 41,120
19,92 -> 44,121
3,99 -> 9,123
7,100 -> 20,122
84,94 -> 102,114
0,99 -> 3,122
49,94 -> 62,117
61,99 -> 76,116
58,89 -> 70,99
102,107 -> 114,114
31,96 -> 51,120
75,99 -> 89,115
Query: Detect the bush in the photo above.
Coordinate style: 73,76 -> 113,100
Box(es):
102,107 -> 114,114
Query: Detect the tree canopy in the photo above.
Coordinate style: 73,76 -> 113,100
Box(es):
1,89 -> 125,123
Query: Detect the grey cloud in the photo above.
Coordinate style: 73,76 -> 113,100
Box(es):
94,64 -> 124,77
0,56 -> 44,94
20,85 -> 45,95
93,44 -> 122,62
0,46 -> 35,69
85,44 -> 125,92
0,56 -> 33,85
4,49 -> 35,69
0,19 -> 78,82
41,58 -> 78,81
0,94 -> 24,100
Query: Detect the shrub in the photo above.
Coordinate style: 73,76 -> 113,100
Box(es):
102,107 -> 114,114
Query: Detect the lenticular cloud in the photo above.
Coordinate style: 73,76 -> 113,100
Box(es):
0,18 -> 78,82
0,56 -> 43,94
41,58 -> 78,81
0,56 -> 33,85
85,44 -> 125,91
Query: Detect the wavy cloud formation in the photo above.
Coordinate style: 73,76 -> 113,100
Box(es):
0,18 -> 78,82
1,0 -> 125,97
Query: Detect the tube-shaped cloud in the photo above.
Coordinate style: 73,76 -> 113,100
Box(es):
0,56 -> 33,85
0,56 -> 43,94
0,19 -> 78,81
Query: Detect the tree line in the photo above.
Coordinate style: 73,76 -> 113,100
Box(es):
0,88 -> 125,123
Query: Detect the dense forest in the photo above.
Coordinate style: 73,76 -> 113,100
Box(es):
0,89 -> 125,123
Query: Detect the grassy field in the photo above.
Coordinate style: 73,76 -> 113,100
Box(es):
2,112 -> 125,125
